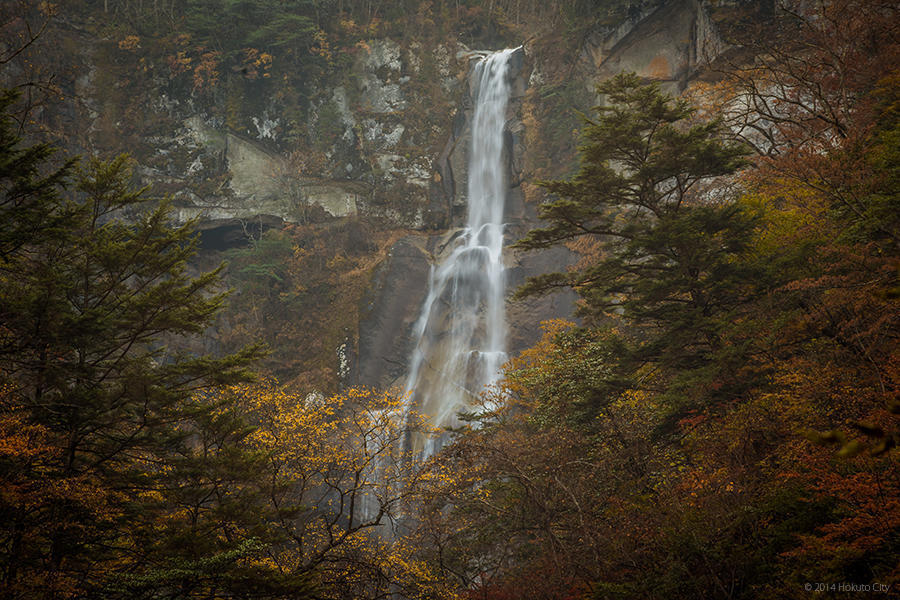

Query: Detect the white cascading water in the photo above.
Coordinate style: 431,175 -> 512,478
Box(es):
403,48 -> 516,458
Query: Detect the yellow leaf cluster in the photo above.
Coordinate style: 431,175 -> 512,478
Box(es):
117,35 -> 140,51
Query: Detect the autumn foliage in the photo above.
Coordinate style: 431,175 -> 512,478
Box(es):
2,0 -> 899,598
405,2 -> 900,598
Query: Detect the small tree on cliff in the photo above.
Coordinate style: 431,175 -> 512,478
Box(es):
514,73 -> 756,413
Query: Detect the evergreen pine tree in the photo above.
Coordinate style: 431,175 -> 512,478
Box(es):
515,73 -> 758,416
0,114 -> 302,595
0,90 -> 75,266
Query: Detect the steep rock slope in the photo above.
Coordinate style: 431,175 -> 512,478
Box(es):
9,0 -> 733,390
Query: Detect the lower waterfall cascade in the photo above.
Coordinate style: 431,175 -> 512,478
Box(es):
403,48 -> 518,458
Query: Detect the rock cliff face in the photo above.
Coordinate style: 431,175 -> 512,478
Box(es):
41,1 -> 731,389
353,46 -> 559,390
60,1 -> 726,229
352,1 -> 729,389
586,0 -> 725,94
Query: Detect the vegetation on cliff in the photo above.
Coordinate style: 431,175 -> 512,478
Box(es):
1,0 -> 898,598
0,99 -> 444,597
409,1 -> 900,597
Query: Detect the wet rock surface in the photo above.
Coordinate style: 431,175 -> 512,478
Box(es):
354,236 -> 433,390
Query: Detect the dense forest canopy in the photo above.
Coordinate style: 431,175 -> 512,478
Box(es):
1,0 -> 898,598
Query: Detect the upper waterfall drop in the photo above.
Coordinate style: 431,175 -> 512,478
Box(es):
404,48 -> 518,457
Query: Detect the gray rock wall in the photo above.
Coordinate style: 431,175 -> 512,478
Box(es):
352,45 -> 576,390
56,3 -> 731,390
588,0 -> 726,93
352,2 -> 731,389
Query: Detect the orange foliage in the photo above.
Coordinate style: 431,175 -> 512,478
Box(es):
192,50 -> 220,94
239,47 -> 273,79
117,35 -> 140,51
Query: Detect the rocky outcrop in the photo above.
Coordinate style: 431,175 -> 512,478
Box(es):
63,32 -> 472,231
63,1 -> 726,234
353,1 -> 733,388
354,236 -> 433,390
304,38 -> 467,228
586,0 -> 726,93
152,117 -> 361,224
353,45 -> 575,389
49,3 -> 733,389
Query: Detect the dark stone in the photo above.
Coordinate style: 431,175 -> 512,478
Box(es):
353,236 -> 433,390
507,46 -> 526,80
196,215 -> 284,251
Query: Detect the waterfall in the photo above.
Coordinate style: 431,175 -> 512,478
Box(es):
404,48 -> 516,458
